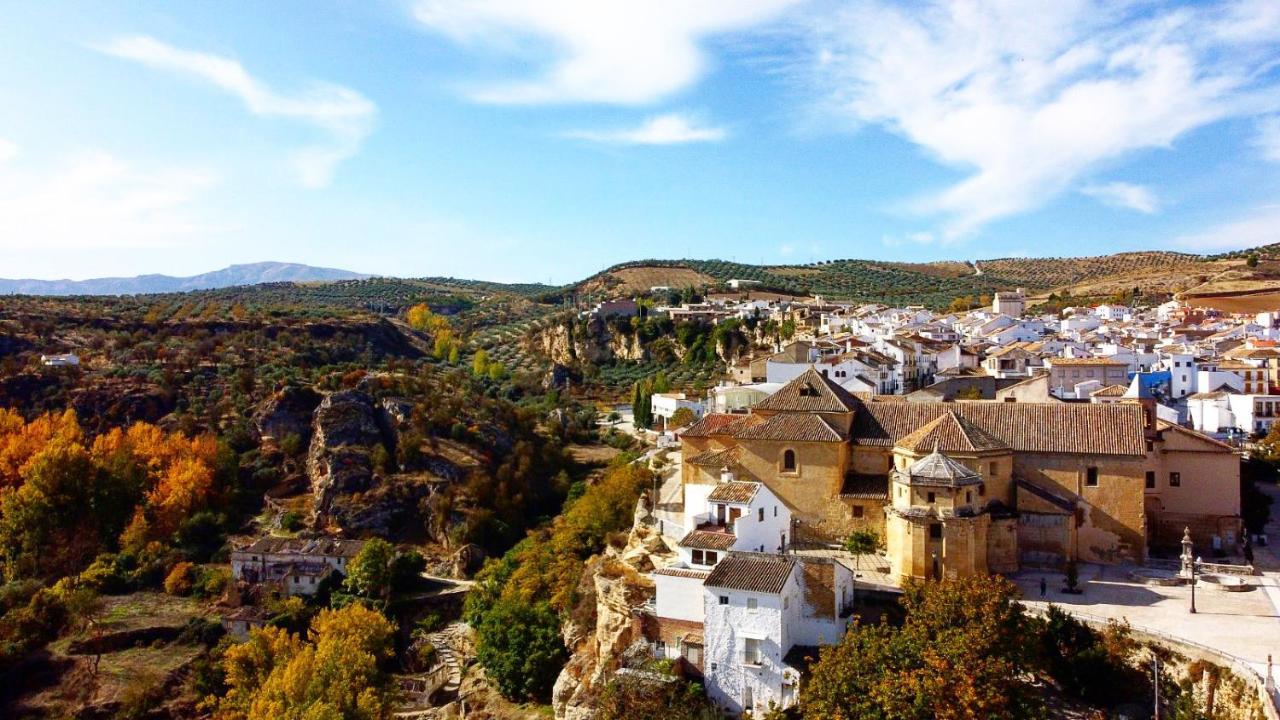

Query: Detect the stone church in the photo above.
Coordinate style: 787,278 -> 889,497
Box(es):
679,368 -> 1241,583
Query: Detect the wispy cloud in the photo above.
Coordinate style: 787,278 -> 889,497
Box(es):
804,0 -> 1280,238
0,142 -> 220,251
413,0 -> 800,105
1080,182 -> 1159,214
565,113 -> 726,145
1258,115 -> 1280,162
101,36 -> 376,187
1177,204 -> 1280,250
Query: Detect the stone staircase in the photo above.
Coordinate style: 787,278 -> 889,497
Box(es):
423,622 -> 469,700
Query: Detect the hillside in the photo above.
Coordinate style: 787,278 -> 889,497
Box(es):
566,248 -> 1280,308
0,262 -> 371,296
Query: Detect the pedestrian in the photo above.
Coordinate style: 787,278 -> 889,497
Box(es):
1244,541 -> 1254,565
1039,576 -> 1047,598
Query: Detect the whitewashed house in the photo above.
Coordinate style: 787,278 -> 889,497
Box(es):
702,553 -> 854,715
40,353 -> 80,367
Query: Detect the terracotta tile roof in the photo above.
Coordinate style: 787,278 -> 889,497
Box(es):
653,566 -> 711,580
1090,384 -> 1129,397
841,474 -> 889,499
894,410 -> 1010,453
850,400 -> 1147,456
685,447 -> 742,468
679,530 -> 737,551
752,368 -> 859,413
1156,420 -> 1235,450
1049,357 -> 1128,366
704,553 -> 796,594
236,536 -> 365,557
707,480 -> 761,504
1015,478 -> 1076,512
734,412 -> 844,443
681,413 -> 756,438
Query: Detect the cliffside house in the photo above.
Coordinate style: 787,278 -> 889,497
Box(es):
230,537 -> 365,597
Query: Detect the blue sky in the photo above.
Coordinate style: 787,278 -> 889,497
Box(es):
1,0 -> 1279,283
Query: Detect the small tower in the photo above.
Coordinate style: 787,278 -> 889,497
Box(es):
885,446 -> 992,583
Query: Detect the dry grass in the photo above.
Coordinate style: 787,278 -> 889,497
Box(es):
581,266 -> 716,295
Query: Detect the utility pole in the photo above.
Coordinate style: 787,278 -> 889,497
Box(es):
1153,653 -> 1160,720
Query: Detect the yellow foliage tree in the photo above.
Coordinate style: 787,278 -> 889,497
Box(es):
217,604 -> 395,720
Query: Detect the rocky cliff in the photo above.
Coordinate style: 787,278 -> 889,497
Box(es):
307,390 -> 383,527
529,318 -> 650,366
552,501 -> 675,720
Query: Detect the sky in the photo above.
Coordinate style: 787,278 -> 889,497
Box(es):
1,0 -> 1279,284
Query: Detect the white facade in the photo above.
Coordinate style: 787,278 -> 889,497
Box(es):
703,574 -> 799,715
40,353 -> 80,367
652,393 -> 706,427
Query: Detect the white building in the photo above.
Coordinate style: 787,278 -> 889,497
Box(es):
702,553 -> 854,715
230,537 -> 364,597
40,353 -> 80,367
991,289 -> 1026,317
651,392 -> 706,429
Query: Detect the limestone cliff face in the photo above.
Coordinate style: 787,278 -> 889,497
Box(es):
552,502 -> 675,720
529,318 -> 651,367
307,390 -> 382,525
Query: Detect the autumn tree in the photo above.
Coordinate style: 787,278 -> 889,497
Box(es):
802,576 -> 1044,720
218,603 -> 395,720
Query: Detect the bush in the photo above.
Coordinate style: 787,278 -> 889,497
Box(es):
164,562 -> 196,596
279,511 -> 304,532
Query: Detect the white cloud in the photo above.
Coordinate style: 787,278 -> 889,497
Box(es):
1176,205 -> 1280,251
805,0 -> 1280,238
1258,115 -> 1280,162
0,139 -> 16,164
1080,182 -> 1159,214
413,0 -> 800,104
566,113 -> 726,144
102,36 -> 375,187
0,145 -> 219,251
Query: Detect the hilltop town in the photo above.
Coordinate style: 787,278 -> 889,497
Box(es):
2,268 -> 1280,720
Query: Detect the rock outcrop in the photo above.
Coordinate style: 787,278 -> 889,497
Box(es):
552,502 -> 675,720
529,318 -> 650,367
308,390 -> 383,526
253,385 -> 321,445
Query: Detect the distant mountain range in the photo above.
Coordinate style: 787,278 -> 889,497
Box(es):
0,262 -> 369,296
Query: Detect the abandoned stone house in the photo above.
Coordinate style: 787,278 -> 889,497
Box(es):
230,536 -> 365,597
677,368 -> 1241,582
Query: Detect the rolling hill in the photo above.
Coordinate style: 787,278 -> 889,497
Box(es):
0,261 -> 369,296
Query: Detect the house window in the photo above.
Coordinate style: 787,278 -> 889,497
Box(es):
758,508 -> 765,522
965,491 -> 971,504
978,483 -> 986,497
1145,471 -> 1155,489
743,638 -> 762,665
927,491 -> 936,504
989,462 -> 997,476
692,550 -> 718,566
782,449 -> 796,472
929,523 -> 943,539
1169,472 -> 1181,487
773,506 -> 778,517
1085,467 -> 1099,487
852,505 -> 864,518
719,595 -> 729,605
747,598 -> 758,611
